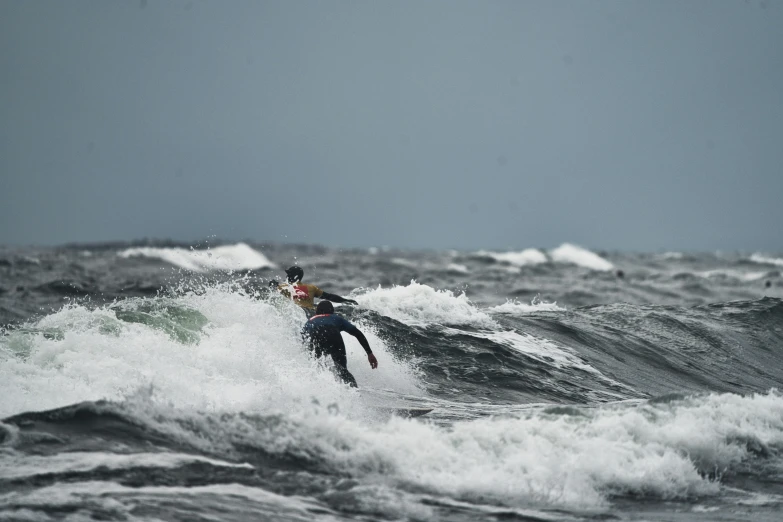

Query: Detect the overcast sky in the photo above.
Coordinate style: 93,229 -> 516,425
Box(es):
1,0 -> 781,251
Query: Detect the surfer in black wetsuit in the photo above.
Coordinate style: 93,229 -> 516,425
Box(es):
301,301 -> 378,388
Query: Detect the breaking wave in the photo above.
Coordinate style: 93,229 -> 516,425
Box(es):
3,244 -> 783,520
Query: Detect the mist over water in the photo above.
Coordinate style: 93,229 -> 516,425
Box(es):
2,241 -> 783,521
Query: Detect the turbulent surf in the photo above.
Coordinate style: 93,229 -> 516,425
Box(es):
1,241 -> 783,521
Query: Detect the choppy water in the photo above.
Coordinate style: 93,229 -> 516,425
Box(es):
1,241 -> 783,521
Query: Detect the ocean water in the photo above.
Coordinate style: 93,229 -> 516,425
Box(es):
1,241 -> 783,521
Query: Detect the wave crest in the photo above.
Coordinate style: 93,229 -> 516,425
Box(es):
356,281 -> 495,328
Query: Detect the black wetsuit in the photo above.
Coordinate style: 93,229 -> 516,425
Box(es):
301,313 -> 373,388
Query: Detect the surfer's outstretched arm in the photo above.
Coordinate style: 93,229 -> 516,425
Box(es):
320,291 -> 358,305
345,326 -> 378,369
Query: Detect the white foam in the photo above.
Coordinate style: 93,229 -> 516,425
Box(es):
446,263 -> 470,274
118,242 -> 276,272
475,249 -> 548,267
387,392 -> 783,506
0,481 -> 338,520
166,391 -> 783,510
0,287 -> 420,418
736,492 -> 783,506
659,252 -> 684,260
750,253 -> 783,267
699,269 -> 768,282
0,452 -> 252,480
64,398 -> 686,511
390,257 -> 417,268
550,243 -> 614,271
489,299 -> 565,314
386,259 -> 469,274
355,281 -> 496,328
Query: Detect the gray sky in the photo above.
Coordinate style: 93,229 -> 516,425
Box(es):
1,0 -> 781,251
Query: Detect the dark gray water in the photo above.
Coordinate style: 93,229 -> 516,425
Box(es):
1,241 -> 783,521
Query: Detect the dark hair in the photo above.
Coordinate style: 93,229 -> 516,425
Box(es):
316,301 -> 334,315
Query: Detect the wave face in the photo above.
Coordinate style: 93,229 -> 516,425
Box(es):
2,242 -> 783,521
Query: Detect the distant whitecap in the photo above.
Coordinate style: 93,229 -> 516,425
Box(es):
118,242 -> 276,272
749,253 -> 783,267
550,243 -> 614,271
474,248 -> 548,267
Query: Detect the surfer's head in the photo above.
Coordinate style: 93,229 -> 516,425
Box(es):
286,266 -> 304,283
316,301 -> 334,315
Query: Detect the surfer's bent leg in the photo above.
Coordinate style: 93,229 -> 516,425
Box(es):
333,364 -> 358,388
331,352 -> 358,388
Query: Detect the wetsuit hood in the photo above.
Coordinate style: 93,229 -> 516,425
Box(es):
316,301 -> 334,315
286,266 -> 304,283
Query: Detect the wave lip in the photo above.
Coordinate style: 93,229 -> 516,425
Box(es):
550,243 -> 614,271
117,242 -> 276,272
